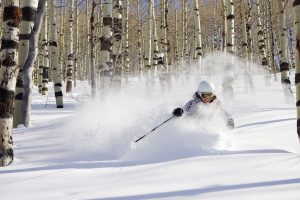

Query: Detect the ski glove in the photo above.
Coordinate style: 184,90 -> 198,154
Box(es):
173,107 -> 184,117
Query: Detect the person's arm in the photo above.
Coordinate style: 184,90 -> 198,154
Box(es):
172,99 -> 194,117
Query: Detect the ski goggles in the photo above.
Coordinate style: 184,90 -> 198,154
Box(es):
200,92 -> 214,99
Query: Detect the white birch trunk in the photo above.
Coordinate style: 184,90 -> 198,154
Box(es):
145,0 -> 153,69
267,0 -> 277,79
90,1 -> 96,98
73,0 -> 78,87
124,0 -> 130,82
152,4 -> 159,68
243,0 -> 254,94
163,0 -> 169,70
100,0 -> 113,89
38,34 -> 43,93
144,0 -> 153,94
41,3 -> 49,95
222,0 -> 235,99
222,0 -> 227,51
49,0 -> 63,108
21,0 -> 45,128
0,0 -> 20,166
181,0 -> 185,62
293,0 -> 300,140
137,1 -> 143,75
13,0 -> 37,128
183,0 -> 188,61
174,4 -> 179,78
59,0 -> 65,82
256,0 -> 268,71
66,0 -> 74,93
96,0 -> 102,82
277,0 -> 293,100
193,0 -> 202,61
246,0 -> 253,61
85,1 -> 90,84
111,0 -> 123,88
225,0 -> 234,54
241,0 -> 247,60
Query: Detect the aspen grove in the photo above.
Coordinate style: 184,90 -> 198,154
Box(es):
0,0 -> 299,167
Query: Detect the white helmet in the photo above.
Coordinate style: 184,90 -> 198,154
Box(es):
197,80 -> 215,95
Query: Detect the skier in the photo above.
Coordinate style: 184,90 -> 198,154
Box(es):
172,80 -> 235,129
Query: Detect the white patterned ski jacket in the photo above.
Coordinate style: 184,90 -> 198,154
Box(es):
183,92 -> 235,128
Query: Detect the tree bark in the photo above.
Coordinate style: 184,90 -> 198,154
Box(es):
90,1 -> 96,98
66,0 -> 74,93
21,0 -> 45,128
277,0 -> 293,101
293,0 -> 300,141
194,0 -> 203,61
13,0 -> 37,128
49,0 -> 63,108
0,0 -> 21,166
100,0 -> 113,90
41,3 -> 49,95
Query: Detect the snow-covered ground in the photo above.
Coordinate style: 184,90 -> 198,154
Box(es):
1,53 -> 300,200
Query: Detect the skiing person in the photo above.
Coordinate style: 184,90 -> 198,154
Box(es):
172,80 -> 235,129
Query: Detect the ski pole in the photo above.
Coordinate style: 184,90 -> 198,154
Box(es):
135,116 -> 175,143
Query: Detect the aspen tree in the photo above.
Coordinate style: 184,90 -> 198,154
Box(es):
21,0 -> 45,127
174,4 -> 179,78
66,0 -> 74,93
90,1 -> 96,98
194,0 -> 203,61
0,0 -> 20,166
73,0 -> 78,87
144,0 -> 154,94
181,0 -> 189,81
38,24 -> 44,93
277,0 -> 293,101
145,0 -> 153,69
111,0 -> 123,87
289,28 -> 296,69
158,0 -> 167,92
225,0 -> 234,54
246,0 -> 253,61
181,0 -> 186,62
124,0 -> 130,82
100,0 -> 113,89
242,0 -> 249,85
256,0 -> 268,73
62,0 -> 68,81
13,0 -> 37,128
163,0 -> 169,70
212,0 -> 217,51
294,0 -> 300,140
96,0 -> 102,82
49,0 -> 63,108
222,0 -> 235,99
85,1 -> 90,84
241,0 -> 247,60
183,0 -> 188,62
267,0 -> 277,79
137,0 -> 143,76
41,3 -> 49,96
59,0 -> 65,82
222,0 -> 227,51
153,4 -> 160,68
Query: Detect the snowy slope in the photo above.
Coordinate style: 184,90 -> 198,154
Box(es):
1,53 -> 300,200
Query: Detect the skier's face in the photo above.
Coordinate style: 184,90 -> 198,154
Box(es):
200,93 -> 214,104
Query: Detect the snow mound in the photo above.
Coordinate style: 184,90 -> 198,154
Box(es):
60,89 -> 231,164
